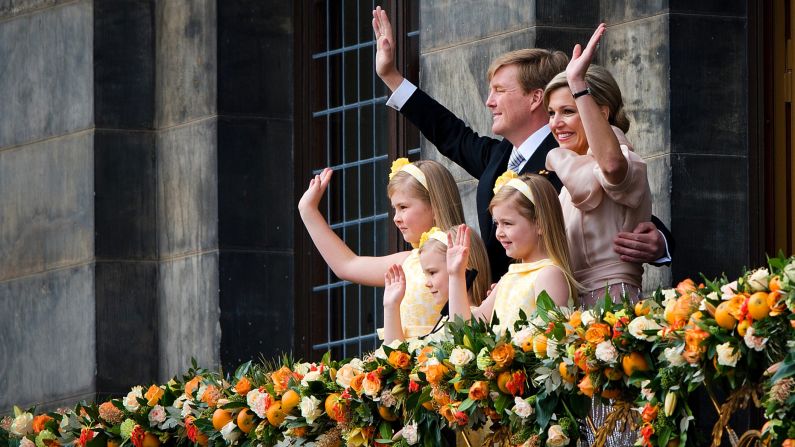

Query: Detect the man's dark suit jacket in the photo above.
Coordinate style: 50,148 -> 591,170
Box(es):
399,87 -> 673,283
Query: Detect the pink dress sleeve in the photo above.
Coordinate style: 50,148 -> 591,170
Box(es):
593,146 -> 648,209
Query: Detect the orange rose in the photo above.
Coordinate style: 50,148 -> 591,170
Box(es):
201,384 -> 221,408
32,415 -> 53,434
145,385 -> 165,406
349,373 -> 366,394
578,375 -> 595,397
431,387 -> 452,406
362,371 -> 383,397
271,367 -> 293,394
574,347 -> 591,372
468,381 -> 489,401
676,279 -> 697,295
665,294 -> 695,326
585,323 -> 612,345
388,351 -> 411,370
782,439 -> 795,447
683,328 -> 710,364
491,343 -> 515,370
184,376 -> 201,397
234,377 -> 252,396
425,364 -> 450,385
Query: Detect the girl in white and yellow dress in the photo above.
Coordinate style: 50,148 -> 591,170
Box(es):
298,158 -> 489,343
445,172 -> 578,333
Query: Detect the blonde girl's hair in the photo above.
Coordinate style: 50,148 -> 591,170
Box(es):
543,65 -> 630,133
419,226 -> 492,306
488,174 -> 580,304
387,159 -> 465,231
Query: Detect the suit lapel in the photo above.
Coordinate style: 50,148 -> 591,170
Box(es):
520,133 -> 558,174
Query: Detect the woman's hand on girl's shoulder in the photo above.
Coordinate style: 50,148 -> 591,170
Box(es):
535,265 -> 571,307
383,264 -> 406,310
446,224 -> 470,276
298,167 -> 333,213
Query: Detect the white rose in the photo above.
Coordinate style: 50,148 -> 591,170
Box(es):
721,281 -> 739,300
293,362 -> 311,376
580,310 -> 596,326
595,341 -> 618,364
513,397 -> 534,419
744,327 -> 768,352
220,420 -> 241,442
748,268 -> 770,291
715,342 -> 740,367
407,338 -> 426,354
180,399 -> 195,418
627,317 -> 662,341
20,437 -> 35,447
663,346 -> 686,367
546,424 -> 570,447
402,422 -> 419,445
9,413 -> 33,437
299,396 -> 323,424
301,370 -> 322,386
124,385 -> 144,412
374,346 -> 387,360
449,347 -> 475,367
148,405 -> 167,427
661,288 -> 677,307
336,363 -> 362,388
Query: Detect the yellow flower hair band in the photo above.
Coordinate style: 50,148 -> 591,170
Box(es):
388,158 -> 428,190
493,170 -> 534,204
418,227 -> 448,248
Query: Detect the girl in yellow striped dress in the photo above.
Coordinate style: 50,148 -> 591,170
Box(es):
445,172 -> 578,333
298,158 -> 489,343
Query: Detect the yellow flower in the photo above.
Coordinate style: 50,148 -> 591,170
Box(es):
389,158 -> 411,180
419,227 -> 442,248
493,170 -> 519,194
345,427 -> 369,447
604,312 -> 618,326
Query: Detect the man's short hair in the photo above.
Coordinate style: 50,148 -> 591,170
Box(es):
487,49 -> 569,93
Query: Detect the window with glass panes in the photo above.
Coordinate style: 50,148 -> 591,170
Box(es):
295,0 -> 420,360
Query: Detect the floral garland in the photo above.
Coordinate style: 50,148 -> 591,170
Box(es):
2,256 -> 795,447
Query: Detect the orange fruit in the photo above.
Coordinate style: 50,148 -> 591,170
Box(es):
237,408 -> 256,434
748,292 -> 770,320
714,301 -> 738,330
622,352 -> 650,377
324,393 -> 346,422
559,362 -> 576,383
769,275 -> 782,292
281,389 -> 301,413
737,320 -> 751,336
107,440 -> 120,447
211,408 -> 233,431
604,367 -> 623,381
497,371 -> 512,394
142,433 -> 160,447
377,405 -> 399,422
532,334 -> 548,358
266,402 -> 287,427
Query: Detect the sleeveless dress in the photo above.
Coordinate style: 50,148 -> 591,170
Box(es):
378,249 -> 446,340
491,259 -> 573,335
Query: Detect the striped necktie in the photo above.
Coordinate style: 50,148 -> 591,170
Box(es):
507,148 -> 525,172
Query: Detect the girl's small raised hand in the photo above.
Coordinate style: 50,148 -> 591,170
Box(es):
446,224 -> 471,276
383,264 -> 406,309
298,167 -> 333,213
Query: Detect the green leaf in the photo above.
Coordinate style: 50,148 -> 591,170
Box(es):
457,398 -> 476,413
234,361 -> 252,380
494,394 -> 511,414
535,393 -> 558,428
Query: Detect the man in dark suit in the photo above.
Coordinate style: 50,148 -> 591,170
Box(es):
372,7 -> 672,282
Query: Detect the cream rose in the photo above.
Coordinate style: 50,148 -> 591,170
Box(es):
513,397 -> 534,418
148,405 -> 166,427
628,317 -> 662,341
748,268 -> 770,291
402,422 -> 419,445
300,396 -> 322,424
595,341 -> 618,364
124,385 -> 144,412
220,420 -> 240,442
301,370 -> 322,386
336,362 -> 363,388
546,424 -> 570,447
449,347 -> 475,367
362,374 -> 382,397
580,310 -> 596,327
20,437 -> 35,447
744,327 -> 768,351
662,346 -> 686,367
721,281 -> 739,300
9,412 -> 33,437
716,342 -> 740,367
661,288 -> 677,307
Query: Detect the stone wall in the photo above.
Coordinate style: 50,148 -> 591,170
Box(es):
0,0 -> 296,410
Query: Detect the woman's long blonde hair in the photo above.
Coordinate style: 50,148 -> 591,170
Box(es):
419,225 -> 491,306
488,174 -> 579,304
